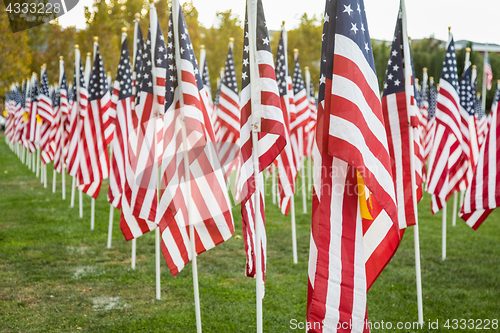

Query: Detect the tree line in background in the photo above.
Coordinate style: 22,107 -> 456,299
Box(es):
1,0 -> 499,110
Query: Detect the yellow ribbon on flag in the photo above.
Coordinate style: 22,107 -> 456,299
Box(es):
22,113 -> 28,122
3,110 -> 7,117
36,114 -> 42,124
357,170 -> 373,220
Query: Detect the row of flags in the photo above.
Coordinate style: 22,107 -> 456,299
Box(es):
3,0 -> 500,331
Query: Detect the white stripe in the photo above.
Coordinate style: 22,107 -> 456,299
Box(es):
386,94 -> 407,228
329,115 -> 396,202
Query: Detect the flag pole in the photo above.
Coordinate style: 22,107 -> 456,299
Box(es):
71,177 -> 76,207
403,7 -> 423,322
146,0 -> 162,301
130,13 -> 141,270
89,38 -> 99,231
60,56 -> 67,201
294,49 -> 307,214
247,0 -> 263,330
172,2 -> 201,329
451,192 -> 458,227
481,44 -> 488,112
271,164 -> 276,204
53,169 -> 57,193
442,202 -> 447,260
44,162 -> 47,188
304,66 -> 313,195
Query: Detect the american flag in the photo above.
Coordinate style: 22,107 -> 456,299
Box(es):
291,52 -> 311,163
26,74 -> 39,153
307,1 -> 399,331
77,45 -> 110,199
274,28 -> 296,215
128,7 -> 165,223
53,70 -> 69,174
419,71 -> 429,142
214,42 -> 241,181
109,38 -> 133,209
381,2 -> 419,229
9,86 -> 22,143
459,64 -> 480,186
426,33 -> 468,213
200,47 -> 216,129
155,5 -> 234,277
304,75 -> 317,159
46,86 -> 60,165
459,96 -> 500,228
38,67 -> 55,164
485,52 -> 493,91
66,55 -> 88,179
131,19 -> 144,120
423,77 -> 437,163
238,0 -> 286,287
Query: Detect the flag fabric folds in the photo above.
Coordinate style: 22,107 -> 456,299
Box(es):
53,71 -> 69,174
459,97 -> 500,228
215,42 -> 241,181
77,45 -> 111,199
307,0 -> 399,331
155,5 -> 234,277
426,33 -> 466,213
108,38 -> 132,209
274,28 -> 296,215
238,0 -> 286,284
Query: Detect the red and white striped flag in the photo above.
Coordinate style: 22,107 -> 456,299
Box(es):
238,0 -> 286,285
53,69 -> 69,174
77,44 -> 111,199
307,1 -> 399,331
155,5 -> 234,276
304,71 -> 317,159
459,96 -> 500,228
274,27 -> 296,215
26,74 -> 39,153
291,52 -> 311,164
426,32 -> 468,213
121,4 -> 164,238
423,77 -> 437,164
485,52 -> 493,91
214,41 -> 241,181
38,67 -> 55,164
381,2 -> 420,229
66,54 -> 88,179
127,5 -> 165,223
108,37 -> 132,209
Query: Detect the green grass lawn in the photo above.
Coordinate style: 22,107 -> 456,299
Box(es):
1,135 -> 499,332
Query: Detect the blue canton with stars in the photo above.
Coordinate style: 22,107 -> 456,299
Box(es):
21,81 -> 26,108
319,0 -> 375,104
202,55 -> 211,92
31,76 -> 39,102
165,7 -> 204,112
52,87 -> 60,108
459,66 -> 475,115
88,46 -> 108,101
222,46 -> 238,95
115,39 -> 133,100
428,80 -> 437,121
382,7 -> 404,97
241,0 -> 272,91
165,11 -> 177,111
40,69 -> 50,100
134,24 -> 144,83
274,31 -> 288,97
440,38 -> 459,91
292,56 -> 306,97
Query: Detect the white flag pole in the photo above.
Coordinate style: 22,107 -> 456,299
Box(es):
172,2 -> 202,330
481,44 -> 488,113
147,0 -> 162,301
247,0 -> 264,330
402,5 -> 423,323
71,176 -> 76,207
52,169 -> 57,193
442,203 -> 447,261
59,56 -> 67,200
304,66 -> 313,195
451,192 -> 458,227
89,38 -> 99,230
44,163 -> 47,188
91,198 -> 95,230
130,13 -> 140,270
271,164 -> 276,204
79,190 -> 83,218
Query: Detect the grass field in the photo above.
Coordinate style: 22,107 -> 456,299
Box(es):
1,135 -> 500,332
